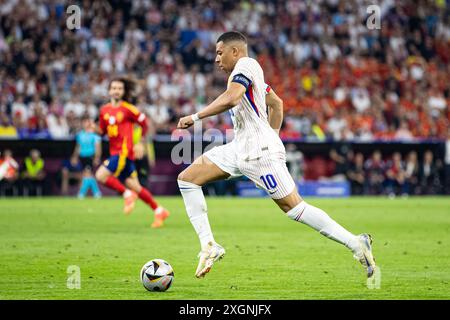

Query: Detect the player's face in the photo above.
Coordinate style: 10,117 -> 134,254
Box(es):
82,119 -> 91,131
109,81 -> 125,101
215,41 -> 236,73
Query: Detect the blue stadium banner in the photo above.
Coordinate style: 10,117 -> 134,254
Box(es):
236,180 -> 350,198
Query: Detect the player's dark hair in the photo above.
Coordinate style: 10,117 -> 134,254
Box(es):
216,31 -> 247,44
109,77 -> 137,102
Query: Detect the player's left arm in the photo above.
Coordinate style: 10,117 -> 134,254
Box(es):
265,86 -> 284,135
126,104 -> 149,142
136,113 -> 149,141
177,82 -> 246,129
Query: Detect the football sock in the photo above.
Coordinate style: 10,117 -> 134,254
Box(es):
88,177 -> 101,197
138,188 -> 159,211
78,177 -> 89,197
104,176 -> 126,194
178,180 -> 215,249
287,201 -> 359,252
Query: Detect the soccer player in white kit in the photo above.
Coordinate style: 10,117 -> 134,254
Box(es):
177,32 -> 376,279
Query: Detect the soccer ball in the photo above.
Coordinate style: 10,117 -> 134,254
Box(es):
140,259 -> 174,292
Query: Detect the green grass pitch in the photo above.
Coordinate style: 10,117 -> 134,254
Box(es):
0,196 -> 449,300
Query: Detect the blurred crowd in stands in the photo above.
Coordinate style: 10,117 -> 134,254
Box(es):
0,0 -> 449,195
0,0 -> 449,141
324,145 -> 446,196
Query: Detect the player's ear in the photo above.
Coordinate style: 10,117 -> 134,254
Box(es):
232,46 -> 239,57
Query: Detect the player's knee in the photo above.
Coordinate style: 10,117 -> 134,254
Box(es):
177,170 -> 190,183
95,169 -> 106,183
177,170 -> 198,185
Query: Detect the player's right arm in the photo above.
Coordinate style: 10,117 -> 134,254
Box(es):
177,82 -> 245,129
178,58 -> 253,129
265,86 -> 283,135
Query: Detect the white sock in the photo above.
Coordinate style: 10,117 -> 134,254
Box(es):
178,180 -> 215,250
287,201 -> 359,252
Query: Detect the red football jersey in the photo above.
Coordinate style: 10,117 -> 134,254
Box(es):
99,101 -> 148,160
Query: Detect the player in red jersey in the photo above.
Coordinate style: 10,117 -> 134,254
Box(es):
94,77 -> 170,228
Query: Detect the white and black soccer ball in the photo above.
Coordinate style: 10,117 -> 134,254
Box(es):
140,259 -> 174,292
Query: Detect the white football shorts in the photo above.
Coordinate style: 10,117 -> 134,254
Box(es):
203,142 -> 296,199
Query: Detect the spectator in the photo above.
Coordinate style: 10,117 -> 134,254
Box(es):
22,149 -> 46,196
0,113 -> 18,138
0,149 -> 19,196
347,152 -> 365,195
419,150 -> 441,195
405,150 -> 420,195
133,110 -> 156,189
385,152 -> 407,197
326,109 -> 347,141
64,95 -> 86,118
47,112 -> 69,139
11,95 -> 28,122
364,150 -> 385,195
280,119 -> 302,140
395,120 -> 414,141
60,155 -> 83,196
285,143 -> 304,182
329,145 -> 353,182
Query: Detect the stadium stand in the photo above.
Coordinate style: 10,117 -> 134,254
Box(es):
0,0 -> 448,195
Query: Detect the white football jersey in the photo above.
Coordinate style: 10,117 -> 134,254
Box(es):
228,57 -> 285,160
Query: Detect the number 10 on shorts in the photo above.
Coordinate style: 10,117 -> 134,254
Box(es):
260,174 -> 277,191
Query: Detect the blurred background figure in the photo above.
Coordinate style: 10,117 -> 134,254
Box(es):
0,113 -> 18,138
385,152 -> 407,197
73,117 -> 102,199
329,145 -> 353,182
364,150 -> 385,195
0,149 -> 19,196
133,110 -> 156,189
21,149 -> 46,196
419,150 -> 442,195
285,143 -> 305,182
60,155 -> 82,196
347,152 -> 365,196
404,151 -> 420,195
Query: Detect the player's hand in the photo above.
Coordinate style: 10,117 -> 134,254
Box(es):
177,115 -> 195,129
133,142 -> 145,160
70,156 -> 78,166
